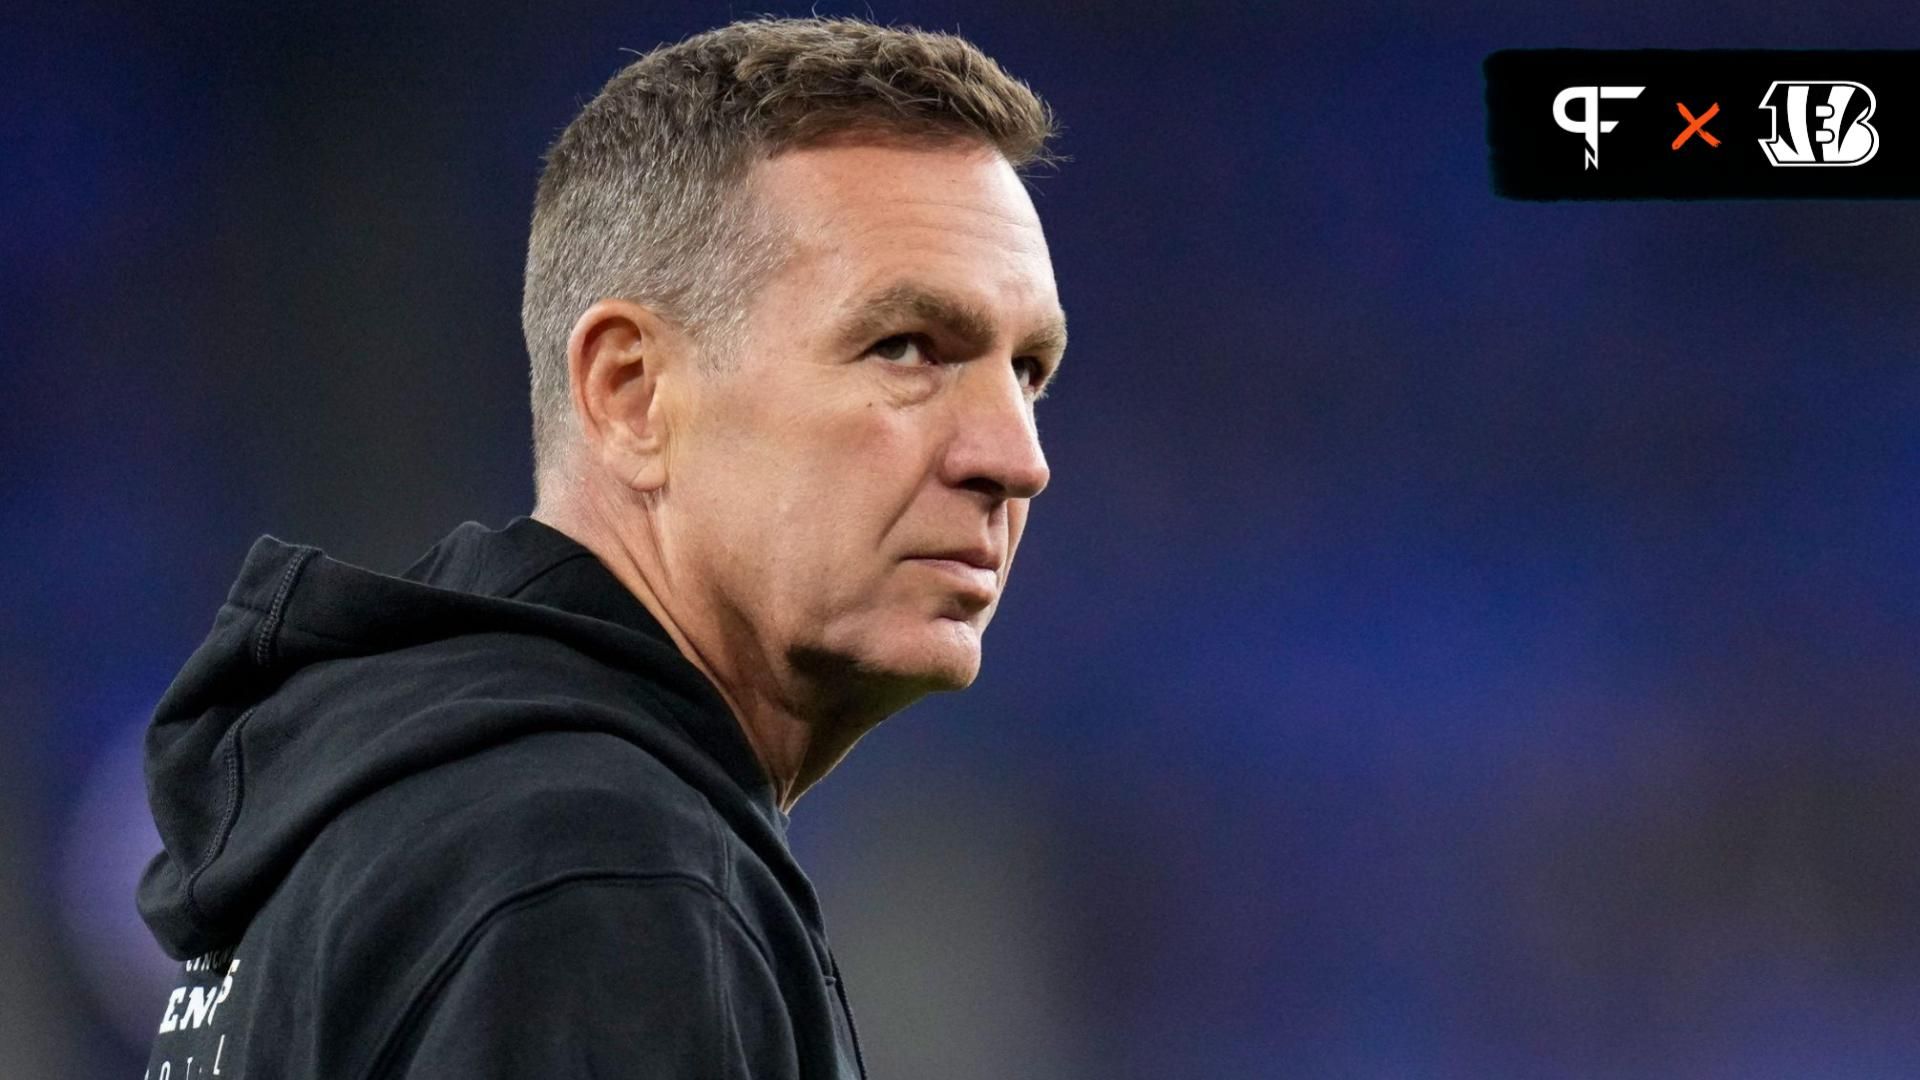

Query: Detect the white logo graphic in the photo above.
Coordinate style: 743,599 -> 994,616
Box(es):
1758,81 -> 1879,166
1553,85 -> 1646,169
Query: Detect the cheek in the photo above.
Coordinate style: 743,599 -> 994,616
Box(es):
758,407 -> 920,566
792,399 -> 930,504
691,378 -> 937,588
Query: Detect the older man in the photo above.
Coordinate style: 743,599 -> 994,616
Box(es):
138,17 -> 1064,1080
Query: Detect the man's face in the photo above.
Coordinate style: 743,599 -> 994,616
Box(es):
663,138 -> 1064,702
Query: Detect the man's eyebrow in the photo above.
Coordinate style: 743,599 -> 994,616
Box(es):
837,283 -> 1069,361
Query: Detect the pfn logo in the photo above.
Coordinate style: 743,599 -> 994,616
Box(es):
1553,85 -> 1645,169
1758,81 -> 1879,166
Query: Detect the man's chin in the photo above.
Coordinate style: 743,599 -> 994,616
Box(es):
863,615 -> 983,693
907,616 -> 985,689
798,615 -> 984,704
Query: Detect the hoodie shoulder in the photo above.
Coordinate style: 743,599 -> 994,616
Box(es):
140,530 -> 786,963
140,526 -> 842,1080
246,725 -> 745,1080
343,724 -> 732,891
315,724 -> 737,930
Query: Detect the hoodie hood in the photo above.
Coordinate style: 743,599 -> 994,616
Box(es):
138,518 -> 798,960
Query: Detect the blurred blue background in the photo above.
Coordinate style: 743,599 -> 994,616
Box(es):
7,2 -> 1920,1076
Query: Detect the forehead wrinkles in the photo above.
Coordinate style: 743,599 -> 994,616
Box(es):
757,140 -> 1043,242
791,192 -> 1048,279
743,146 -> 1056,343
819,188 -> 1054,298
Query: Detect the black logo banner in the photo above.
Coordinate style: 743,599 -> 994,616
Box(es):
1486,50 -> 1920,199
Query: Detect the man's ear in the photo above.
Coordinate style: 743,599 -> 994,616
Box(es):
565,298 -> 685,493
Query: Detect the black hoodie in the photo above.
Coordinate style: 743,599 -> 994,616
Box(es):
138,517 -> 868,1079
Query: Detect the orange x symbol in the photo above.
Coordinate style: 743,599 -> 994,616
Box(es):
1672,102 -> 1721,149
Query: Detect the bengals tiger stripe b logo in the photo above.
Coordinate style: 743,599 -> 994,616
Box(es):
1758,81 -> 1880,167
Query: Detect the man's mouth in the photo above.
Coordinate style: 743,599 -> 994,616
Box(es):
905,554 -> 1000,601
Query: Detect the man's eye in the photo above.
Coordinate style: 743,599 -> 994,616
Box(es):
1013,356 -> 1045,388
869,334 -> 928,364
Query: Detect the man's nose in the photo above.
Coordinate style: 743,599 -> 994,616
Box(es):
941,360 -> 1050,500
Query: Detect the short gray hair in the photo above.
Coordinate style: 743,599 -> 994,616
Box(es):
521,16 -> 1059,481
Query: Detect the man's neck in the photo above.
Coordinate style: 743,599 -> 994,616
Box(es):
532,492 -> 875,813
